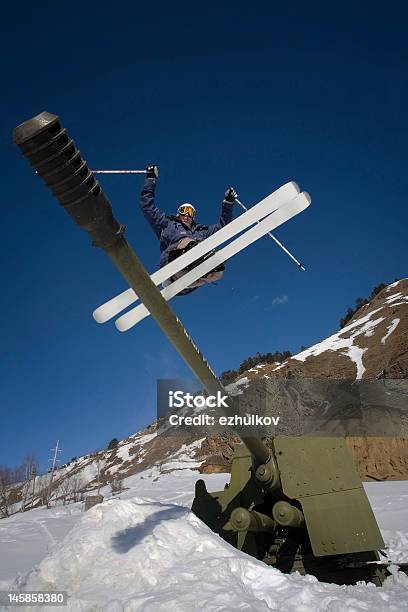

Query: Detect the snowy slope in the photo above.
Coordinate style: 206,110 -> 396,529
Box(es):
1,471 -> 408,612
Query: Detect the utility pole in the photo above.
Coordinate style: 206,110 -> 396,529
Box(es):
20,467 -> 29,512
46,440 -> 62,508
31,467 -> 37,509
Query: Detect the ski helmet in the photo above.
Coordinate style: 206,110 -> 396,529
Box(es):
177,203 -> 196,218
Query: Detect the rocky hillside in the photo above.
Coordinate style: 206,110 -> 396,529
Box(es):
216,278 -> 408,479
251,278 -> 408,381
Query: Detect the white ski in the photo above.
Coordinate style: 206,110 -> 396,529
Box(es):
115,192 -> 310,331
93,181 -> 299,324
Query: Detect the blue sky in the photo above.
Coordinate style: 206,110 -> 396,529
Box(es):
1,2 -> 407,471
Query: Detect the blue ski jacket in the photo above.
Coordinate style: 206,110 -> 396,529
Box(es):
140,178 -> 234,267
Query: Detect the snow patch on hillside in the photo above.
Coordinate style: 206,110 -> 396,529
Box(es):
359,316 -> 386,337
133,433 -> 157,446
385,292 -> 403,304
116,443 -> 133,463
248,364 -> 268,373
382,319 -> 400,344
160,439 -> 206,472
272,361 -> 287,371
226,377 -> 250,395
386,279 -> 407,292
71,461 -> 99,484
291,309 -> 387,379
343,346 -> 367,379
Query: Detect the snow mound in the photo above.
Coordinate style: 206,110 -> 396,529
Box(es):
14,498 -> 408,611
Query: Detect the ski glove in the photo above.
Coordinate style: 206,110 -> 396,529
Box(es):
224,187 -> 238,203
146,165 -> 159,179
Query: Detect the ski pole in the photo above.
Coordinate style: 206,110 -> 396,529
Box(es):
35,169 -> 147,176
235,198 -> 306,271
92,169 -> 147,174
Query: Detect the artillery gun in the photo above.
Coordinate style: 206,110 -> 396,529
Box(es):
13,112 -> 402,587
192,435 -> 387,585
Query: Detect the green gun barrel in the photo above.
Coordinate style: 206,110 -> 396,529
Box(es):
13,111 -> 270,467
229,507 -> 276,533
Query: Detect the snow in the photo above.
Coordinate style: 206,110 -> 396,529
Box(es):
381,319 -> 400,344
248,364 -> 268,373
291,309 -> 387,379
386,280 -> 403,291
116,443 -> 132,463
104,434 -> 160,475
344,345 -> 367,379
272,362 -> 287,372
131,433 -> 158,447
388,299 -> 408,307
385,292 -> 403,304
291,328 -> 365,377
384,287 -> 408,306
104,444 -> 134,477
72,461 -> 99,484
226,377 -> 250,395
1,473 -> 408,611
0,505 -> 82,585
160,439 -> 206,472
359,316 -> 386,337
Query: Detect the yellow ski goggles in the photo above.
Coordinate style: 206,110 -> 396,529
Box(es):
177,204 -> 196,218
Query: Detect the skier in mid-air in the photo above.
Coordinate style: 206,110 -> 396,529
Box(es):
140,165 -> 237,294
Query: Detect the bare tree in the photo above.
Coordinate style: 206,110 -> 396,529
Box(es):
38,474 -> 51,507
0,467 -> 18,518
57,474 -> 84,505
70,475 -> 85,503
110,477 -> 124,496
20,455 -> 39,512
31,471 -> 38,506
22,455 -> 39,480
12,465 -> 25,484
20,479 -> 30,512
55,477 -> 70,506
